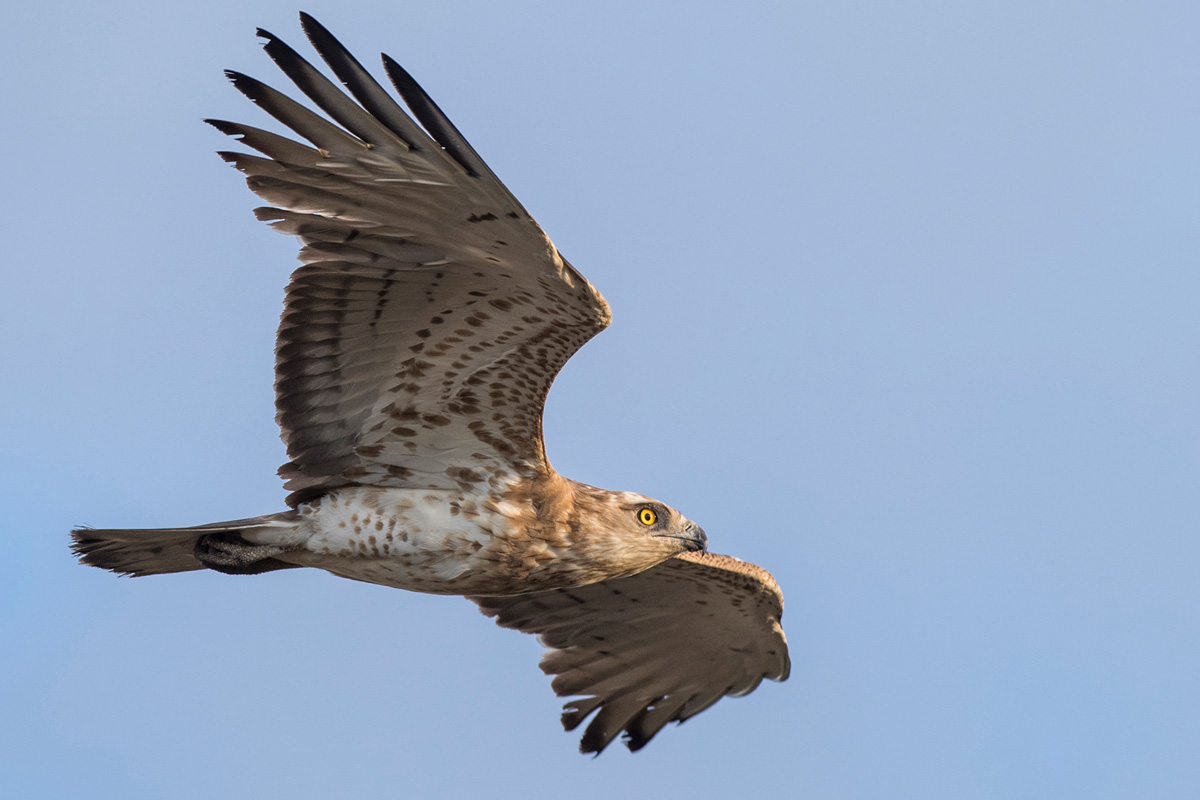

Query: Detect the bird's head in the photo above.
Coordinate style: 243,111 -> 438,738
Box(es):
615,494 -> 708,555
567,485 -> 707,576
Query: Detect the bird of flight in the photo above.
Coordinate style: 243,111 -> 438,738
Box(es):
72,13 -> 789,754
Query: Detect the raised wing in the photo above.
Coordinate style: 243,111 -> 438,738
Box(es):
212,14 -> 611,506
470,552 -> 790,754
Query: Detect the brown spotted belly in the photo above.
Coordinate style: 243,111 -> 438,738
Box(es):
278,486 -> 586,595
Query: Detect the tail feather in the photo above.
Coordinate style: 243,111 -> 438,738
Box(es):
70,512 -> 298,577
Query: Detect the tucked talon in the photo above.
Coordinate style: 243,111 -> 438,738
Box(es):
194,533 -> 299,575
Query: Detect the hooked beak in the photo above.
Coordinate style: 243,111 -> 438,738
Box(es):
665,523 -> 706,553
653,524 -> 707,553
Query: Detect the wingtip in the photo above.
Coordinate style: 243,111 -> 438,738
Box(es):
578,736 -> 605,756
298,10 -> 327,38
624,733 -> 650,753
578,732 -> 613,756
258,26 -> 310,71
379,52 -> 415,90
298,12 -> 342,58
223,70 -> 269,103
577,715 -> 623,756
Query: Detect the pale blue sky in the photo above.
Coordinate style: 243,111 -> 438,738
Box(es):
3,1 -> 1197,797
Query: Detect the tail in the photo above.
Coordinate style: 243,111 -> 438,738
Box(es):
70,512 -> 298,577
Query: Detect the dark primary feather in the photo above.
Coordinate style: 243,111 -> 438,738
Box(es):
226,70 -> 366,158
381,54 -> 488,180
258,28 -> 407,154
298,12 -> 441,155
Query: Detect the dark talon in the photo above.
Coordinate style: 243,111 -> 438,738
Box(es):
194,533 -> 300,575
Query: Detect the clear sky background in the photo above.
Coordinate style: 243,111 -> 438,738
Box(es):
3,1 -> 1197,797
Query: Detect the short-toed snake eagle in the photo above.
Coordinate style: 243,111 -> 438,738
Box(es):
72,14 -> 789,754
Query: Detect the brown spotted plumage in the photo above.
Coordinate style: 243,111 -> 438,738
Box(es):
70,14 -> 788,754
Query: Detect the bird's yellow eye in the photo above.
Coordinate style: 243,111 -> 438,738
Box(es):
638,508 -> 657,526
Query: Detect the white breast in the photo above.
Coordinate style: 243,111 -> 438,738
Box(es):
281,485 -> 519,594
